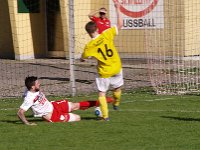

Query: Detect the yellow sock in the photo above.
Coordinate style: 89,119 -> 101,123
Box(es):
113,90 -> 122,106
99,96 -> 109,118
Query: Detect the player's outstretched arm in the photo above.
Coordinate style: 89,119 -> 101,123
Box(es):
17,108 -> 37,125
113,0 -> 123,30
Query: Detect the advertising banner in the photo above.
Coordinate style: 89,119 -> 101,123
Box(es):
110,0 -> 164,29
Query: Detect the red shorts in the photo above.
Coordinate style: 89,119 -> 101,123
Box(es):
49,100 -> 70,122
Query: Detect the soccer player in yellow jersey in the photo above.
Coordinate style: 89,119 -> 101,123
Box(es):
81,0 -> 123,121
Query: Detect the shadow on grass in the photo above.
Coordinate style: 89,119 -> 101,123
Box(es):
40,77 -> 93,84
161,116 -> 200,122
0,118 -> 44,124
1,117 -> 97,124
81,116 -> 97,120
8,114 -> 33,117
39,77 -> 70,81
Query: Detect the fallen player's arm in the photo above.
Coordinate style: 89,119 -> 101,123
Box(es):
17,108 -> 37,125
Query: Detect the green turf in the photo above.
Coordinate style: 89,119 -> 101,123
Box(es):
1,89 -> 200,150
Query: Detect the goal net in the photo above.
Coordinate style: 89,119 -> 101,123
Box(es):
0,0 -> 149,98
5,0 -> 199,97
145,0 -> 200,94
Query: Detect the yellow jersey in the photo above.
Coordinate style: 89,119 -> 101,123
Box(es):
82,26 -> 122,78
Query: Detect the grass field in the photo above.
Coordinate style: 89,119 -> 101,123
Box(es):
1,88 -> 200,150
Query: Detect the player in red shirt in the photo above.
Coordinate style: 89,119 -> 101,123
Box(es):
88,7 -> 111,34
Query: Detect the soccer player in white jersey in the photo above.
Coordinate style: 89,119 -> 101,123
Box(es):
17,76 -> 113,125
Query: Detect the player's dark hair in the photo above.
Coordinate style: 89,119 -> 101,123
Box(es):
25,76 -> 38,90
85,21 -> 97,34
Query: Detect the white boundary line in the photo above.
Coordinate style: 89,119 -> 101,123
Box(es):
109,109 -> 200,113
1,108 -> 200,113
121,97 -> 174,103
0,97 -> 189,112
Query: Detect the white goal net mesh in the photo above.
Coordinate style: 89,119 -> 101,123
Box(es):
3,0 -> 199,97
145,0 -> 200,94
0,0 -> 150,98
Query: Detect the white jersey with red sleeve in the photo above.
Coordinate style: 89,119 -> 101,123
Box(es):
20,91 -> 53,117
